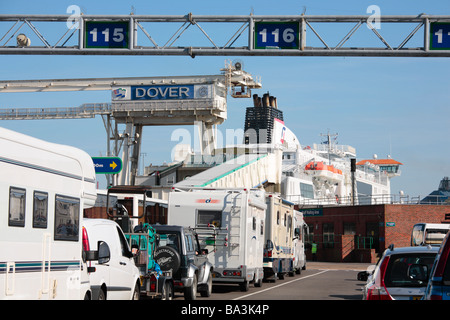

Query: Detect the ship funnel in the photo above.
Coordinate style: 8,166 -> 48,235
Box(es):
269,96 -> 277,108
253,94 -> 262,108
262,93 -> 270,107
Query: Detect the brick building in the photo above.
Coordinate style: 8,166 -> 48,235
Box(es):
298,204 -> 450,263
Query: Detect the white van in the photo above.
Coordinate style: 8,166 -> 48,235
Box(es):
83,218 -> 141,300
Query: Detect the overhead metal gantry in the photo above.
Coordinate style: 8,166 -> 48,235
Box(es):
1,14 -> 450,57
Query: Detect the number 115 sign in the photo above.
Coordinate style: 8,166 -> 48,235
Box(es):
254,21 -> 300,49
84,21 -> 129,49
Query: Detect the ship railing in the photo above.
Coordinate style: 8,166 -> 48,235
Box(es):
290,193 -> 424,206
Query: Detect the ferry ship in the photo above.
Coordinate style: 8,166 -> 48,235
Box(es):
138,93 -> 403,206
243,93 -> 403,206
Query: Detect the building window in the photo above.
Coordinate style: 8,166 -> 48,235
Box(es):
33,191 -> 48,229
9,187 -> 26,227
323,223 -> 334,248
300,183 -> 314,199
343,222 -> 356,235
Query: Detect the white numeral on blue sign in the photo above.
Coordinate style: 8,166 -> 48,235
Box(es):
258,28 -> 295,43
434,29 -> 450,44
89,28 -> 124,43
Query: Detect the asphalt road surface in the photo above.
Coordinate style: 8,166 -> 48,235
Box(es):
173,262 -> 372,301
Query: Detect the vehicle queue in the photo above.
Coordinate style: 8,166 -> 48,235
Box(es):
2,126 -> 450,301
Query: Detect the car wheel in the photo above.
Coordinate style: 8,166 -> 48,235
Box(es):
184,273 -> 197,300
239,280 -> 250,292
132,283 -> 140,300
98,288 -> 106,300
200,273 -> 212,297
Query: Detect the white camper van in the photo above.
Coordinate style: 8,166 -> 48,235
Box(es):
411,223 -> 450,246
263,194 -> 295,280
168,188 -> 266,291
292,210 -> 308,274
0,127 -> 98,299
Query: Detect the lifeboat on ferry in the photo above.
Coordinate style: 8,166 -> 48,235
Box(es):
304,161 -> 343,183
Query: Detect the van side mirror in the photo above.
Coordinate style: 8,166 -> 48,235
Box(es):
98,241 -> 111,264
85,250 -> 98,261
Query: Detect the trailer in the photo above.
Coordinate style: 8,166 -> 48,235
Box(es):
168,188 -> 266,291
263,194 -> 296,280
0,127 -> 99,299
105,185 -> 174,299
292,210 -> 308,274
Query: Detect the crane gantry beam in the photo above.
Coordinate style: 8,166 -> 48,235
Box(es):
1,14 -> 450,57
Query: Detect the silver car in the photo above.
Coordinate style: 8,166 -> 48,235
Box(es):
358,245 -> 438,300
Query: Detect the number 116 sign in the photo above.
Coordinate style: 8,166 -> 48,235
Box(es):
254,21 -> 299,49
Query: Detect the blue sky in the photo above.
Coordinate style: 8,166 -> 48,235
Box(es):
1,0 -> 450,198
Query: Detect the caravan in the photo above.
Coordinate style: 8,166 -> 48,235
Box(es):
168,188 -> 266,291
263,194 -> 296,280
0,127 -> 98,299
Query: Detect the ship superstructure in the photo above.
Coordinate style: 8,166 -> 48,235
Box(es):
242,93 -> 402,206
139,93 -> 402,206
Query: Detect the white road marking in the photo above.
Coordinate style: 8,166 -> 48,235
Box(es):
233,270 -> 329,300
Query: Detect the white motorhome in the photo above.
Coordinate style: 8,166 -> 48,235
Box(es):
168,188 -> 266,291
0,127 -> 98,299
292,210 -> 308,274
411,223 -> 450,246
263,194 -> 295,280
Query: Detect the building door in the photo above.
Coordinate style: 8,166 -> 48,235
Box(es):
366,222 -> 380,253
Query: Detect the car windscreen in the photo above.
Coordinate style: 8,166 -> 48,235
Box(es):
384,253 -> 437,288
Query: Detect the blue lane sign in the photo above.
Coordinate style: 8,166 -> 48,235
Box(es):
92,157 -> 123,174
254,21 -> 299,49
430,22 -> 450,50
84,21 -> 129,49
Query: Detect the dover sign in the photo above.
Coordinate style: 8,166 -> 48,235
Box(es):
112,84 -> 212,101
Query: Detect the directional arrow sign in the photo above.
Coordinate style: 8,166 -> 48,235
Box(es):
92,157 -> 123,174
